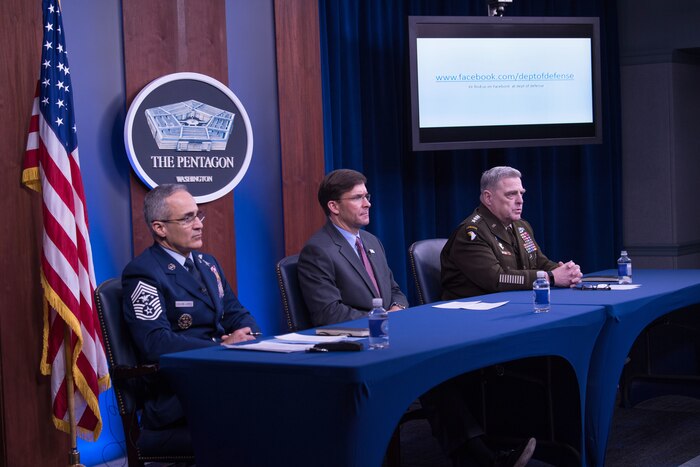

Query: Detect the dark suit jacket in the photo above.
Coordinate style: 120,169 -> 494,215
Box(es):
297,221 -> 408,326
122,244 -> 259,427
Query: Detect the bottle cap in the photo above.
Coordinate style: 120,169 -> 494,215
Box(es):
371,298 -> 383,308
537,271 -> 547,279
621,250 -> 627,255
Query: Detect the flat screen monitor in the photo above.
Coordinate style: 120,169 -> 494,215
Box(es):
408,16 -> 602,151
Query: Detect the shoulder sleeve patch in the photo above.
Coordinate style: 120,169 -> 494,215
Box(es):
130,281 -> 163,321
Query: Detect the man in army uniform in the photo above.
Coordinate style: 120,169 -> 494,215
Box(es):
441,166 -> 582,300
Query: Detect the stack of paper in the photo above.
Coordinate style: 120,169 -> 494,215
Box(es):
223,332 -> 348,353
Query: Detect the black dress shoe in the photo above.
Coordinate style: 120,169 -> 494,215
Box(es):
493,437 -> 536,467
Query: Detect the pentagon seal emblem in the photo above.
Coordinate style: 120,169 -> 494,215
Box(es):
124,72 -> 253,203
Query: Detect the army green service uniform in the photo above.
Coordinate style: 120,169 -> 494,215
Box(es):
441,204 -> 557,300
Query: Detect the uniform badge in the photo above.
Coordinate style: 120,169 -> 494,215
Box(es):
178,313 -> 193,329
470,214 -> 481,223
519,230 -> 537,253
168,263 -> 176,271
467,231 -> 476,241
498,241 -> 512,256
130,281 -> 162,320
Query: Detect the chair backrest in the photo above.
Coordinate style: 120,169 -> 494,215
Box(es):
408,238 -> 448,305
94,278 -> 141,416
95,278 -> 195,465
275,254 -> 313,332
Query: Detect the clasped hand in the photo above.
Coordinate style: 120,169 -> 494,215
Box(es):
552,260 -> 583,287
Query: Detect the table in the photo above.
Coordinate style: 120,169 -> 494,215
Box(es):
468,269 -> 700,466
160,301 -> 607,467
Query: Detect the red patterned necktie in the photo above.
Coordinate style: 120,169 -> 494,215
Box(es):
356,236 -> 380,297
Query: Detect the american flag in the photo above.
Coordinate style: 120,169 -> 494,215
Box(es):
22,0 -> 110,441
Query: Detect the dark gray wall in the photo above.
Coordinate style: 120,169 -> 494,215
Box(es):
618,0 -> 700,267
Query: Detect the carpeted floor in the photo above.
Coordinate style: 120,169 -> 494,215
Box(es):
605,395 -> 700,467
396,395 -> 700,467
95,395 -> 700,467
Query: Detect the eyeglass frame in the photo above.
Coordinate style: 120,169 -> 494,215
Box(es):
337,193 -> 371,203
155,210 -> 206,227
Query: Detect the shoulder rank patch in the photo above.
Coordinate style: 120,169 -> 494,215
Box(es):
130,281 -> 163,321
470,214 -> 481,223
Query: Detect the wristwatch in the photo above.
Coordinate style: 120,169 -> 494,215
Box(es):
547,270 -> 555,286
390,302 -> 406,310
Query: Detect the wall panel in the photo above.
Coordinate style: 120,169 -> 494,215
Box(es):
122,0 -> 238,286
274,0 -> 327,255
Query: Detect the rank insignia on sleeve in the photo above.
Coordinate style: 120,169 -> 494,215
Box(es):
131,281 -> 163,320
178,313 -> 193,330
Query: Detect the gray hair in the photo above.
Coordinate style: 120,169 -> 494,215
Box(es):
144,184 -> 190,229
480,166 -> 522,193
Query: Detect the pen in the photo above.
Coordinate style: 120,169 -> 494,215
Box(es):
248,332 -> 263,337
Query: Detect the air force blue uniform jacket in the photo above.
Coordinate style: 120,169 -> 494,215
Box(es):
122,244 -> 259,427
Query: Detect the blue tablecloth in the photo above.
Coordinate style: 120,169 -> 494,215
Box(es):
160,302 -> 607,467
467,269 -> 700,466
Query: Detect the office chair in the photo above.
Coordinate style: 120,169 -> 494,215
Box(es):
275,254 -> 313,332
94,278 -> 195,466
408,238 -> 448,304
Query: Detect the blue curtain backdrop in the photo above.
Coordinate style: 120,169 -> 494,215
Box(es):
319,0 -> 622,305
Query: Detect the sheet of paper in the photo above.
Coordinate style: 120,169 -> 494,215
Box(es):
223,341 -> 314,353
462,301 -> 509,310
274,332 -> 347,344
432,301 -> 482,309
608,284 -> 641,290
433,301 -> 508,310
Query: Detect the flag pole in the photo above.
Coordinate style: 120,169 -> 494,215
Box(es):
63,326 -> 85,467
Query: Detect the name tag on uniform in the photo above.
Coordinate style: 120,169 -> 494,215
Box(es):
176,301 -> 194,308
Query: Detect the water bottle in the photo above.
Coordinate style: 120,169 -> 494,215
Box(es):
533,271 -> 551,313
617,250 -> 633,284
368,298 -> 389,349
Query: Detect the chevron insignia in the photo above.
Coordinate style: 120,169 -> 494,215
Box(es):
131,281 -> 163,321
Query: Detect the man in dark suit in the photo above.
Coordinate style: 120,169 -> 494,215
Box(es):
298,169 -> 533,467
297,169 -> 534,467
122,184 -> 260,451
297,169 -> 408,326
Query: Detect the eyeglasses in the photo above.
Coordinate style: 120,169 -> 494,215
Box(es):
156,211 -> 205,227
339,193 -> 371,203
